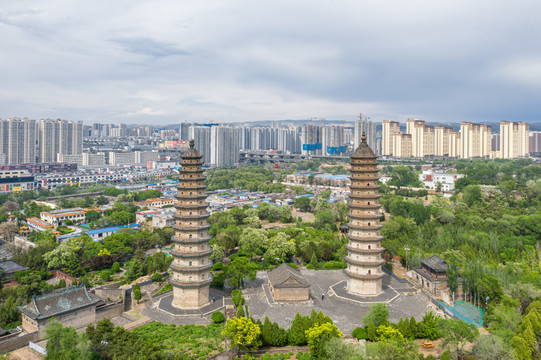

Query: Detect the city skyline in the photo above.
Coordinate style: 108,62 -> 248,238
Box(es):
1,1 -> 540,124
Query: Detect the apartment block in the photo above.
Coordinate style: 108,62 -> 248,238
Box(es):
0,118 -> 37,164
381,120 -> 400,156
459,122 -> 491,159
499,121 -> 529,159
392,133 -> 412,158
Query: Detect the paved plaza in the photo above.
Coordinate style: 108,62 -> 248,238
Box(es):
141,270 -> 432,334
243,269 -> 432,335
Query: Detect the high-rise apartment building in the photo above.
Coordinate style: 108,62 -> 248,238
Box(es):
381,120 -> 400,156
530,131 -> 541,155
354,115 -> 377,153
0,118 -> 37,164
322,125 -> 346,155
406,119 -> 435,157
392,133 -> 412,158
210,126 -> 240,167
38,119 -> 83,163
499,121 -> 529,159
459,122 -> 491,159
189,126 -> 212,164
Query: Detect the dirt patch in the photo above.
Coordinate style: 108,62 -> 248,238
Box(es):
9,346 -> 44,360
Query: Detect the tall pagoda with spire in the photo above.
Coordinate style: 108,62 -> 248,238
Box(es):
345,133 -> 384,296
170,139 -> 212,309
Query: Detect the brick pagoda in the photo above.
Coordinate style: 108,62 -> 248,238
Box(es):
345,133 -> 384,296
170,139 -> 212,309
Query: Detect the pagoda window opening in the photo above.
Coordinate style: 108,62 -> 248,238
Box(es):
368,245 -> 371,249
189,261 -> 192,266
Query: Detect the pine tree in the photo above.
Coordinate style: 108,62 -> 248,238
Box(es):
317,311 -> 325,325
309,253 -> 318,269
262,316 -> 273,346
367,320 -> 377,341
289,313 -> 306,346
310,309 -> 319,325
272,322 -> 288,346
236,305 -> 245,318
397,318 -> 408,339
409,316 -> 419,339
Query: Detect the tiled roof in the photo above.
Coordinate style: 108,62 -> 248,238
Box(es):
0,260 -> 28,275
17,285 -> 100,320
420,255 -> 448,272
268,263 -> 310,289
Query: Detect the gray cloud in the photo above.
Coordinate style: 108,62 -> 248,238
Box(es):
0,0 -> 540,124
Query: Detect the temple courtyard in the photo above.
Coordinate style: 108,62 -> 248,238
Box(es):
141,269 -> 435,335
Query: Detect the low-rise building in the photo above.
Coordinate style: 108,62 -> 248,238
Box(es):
419,170 -> 464,192
57,224 -> 140,242
268,263 -> 310,302
152,213 -> 174,228
18,286 -> 101,339
133,198 -> 175,208
40,208 -> 86,225
411,255 -> 462,302
26,217 -> 55,232
0,171 -> 34,193
0,260 -> 28,281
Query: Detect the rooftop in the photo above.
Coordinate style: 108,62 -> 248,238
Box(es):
0,260 -> 28,275
268,263 -> 310,289
41,208 -> 85,216
420,255 -> 448,272
18,285 -> 100,320
57,224 -> 140,241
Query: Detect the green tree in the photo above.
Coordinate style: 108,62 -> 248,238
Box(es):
289,313 -> 307,345
294,196 -> 312,212
224,257 -> 258,289
0,296 -> 21,329
265,233 -> 295,263
43,243 -> 79,272
133,283 -> 142,303
222,317 -> 261,354
441,319 -> 479,359
125,259 -> 144,282
473,335 -> 517,360
239,227 -> 267,260
363,303 -> 390,328
211,311 -> 225,323
305,322 -> 342,356
45,319 -> 92,360
318,336 -> 363,360
462,184 -> 482,206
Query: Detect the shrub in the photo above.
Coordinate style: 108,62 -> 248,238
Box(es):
287,263 -> 299,270
440,350 -> 452,360
100,270 -> 112,281
232,290 -> 245,307
211,272 -> 224,289
322,261 -> 346,270
212,261 -> 223,271
211,311 -> 225,323
306,264 -> 315,270
352,326 -> 368,340
112,262 -> 121,272
152,273 -> 162,282
133,283 -> 142,303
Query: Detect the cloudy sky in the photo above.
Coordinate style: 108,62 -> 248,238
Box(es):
0,0 -> 540,124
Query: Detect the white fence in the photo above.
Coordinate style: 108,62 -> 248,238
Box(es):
29,341 -> 47,356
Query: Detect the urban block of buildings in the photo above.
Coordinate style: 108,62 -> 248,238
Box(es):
382,119 -> 531,159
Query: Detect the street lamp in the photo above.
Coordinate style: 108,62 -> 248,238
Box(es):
404,247 -> 410,272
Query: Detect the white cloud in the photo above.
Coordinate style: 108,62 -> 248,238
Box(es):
0,0 -> 540,123
126,107 -> 168,117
